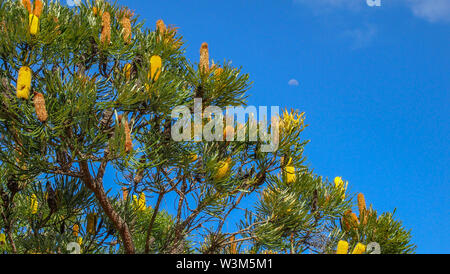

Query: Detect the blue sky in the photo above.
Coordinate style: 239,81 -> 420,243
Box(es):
90,0 -> 448,253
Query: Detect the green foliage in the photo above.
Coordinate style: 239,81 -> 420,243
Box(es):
0,0 -> 415,254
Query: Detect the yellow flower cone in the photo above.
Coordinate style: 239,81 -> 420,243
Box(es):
123,63 -> 132,80
214,157 -> 232,181
336,240 -> 349,254
214,67 -> 223,80
0,233 -> 6,246
138,192 -> 146,211
30,194 -> 38,214
283,157 -> 296,184
149,55 -> 162,81
334,177 -> 347,199
190,153 -> 198,162
77,237 -> 83,246
16,66 -> 32,99
352,243 -> 366,254
29,14 -> 39,35
72,224 -> 79,237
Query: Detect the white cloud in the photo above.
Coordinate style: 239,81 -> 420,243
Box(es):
343,24 -> 378,49
293,0 -> 365,12
293,0 -> 450,23
288,79 -> 300,86
406,0 -> 450,23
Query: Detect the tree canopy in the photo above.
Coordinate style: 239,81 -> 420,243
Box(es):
0,0 -> 415,254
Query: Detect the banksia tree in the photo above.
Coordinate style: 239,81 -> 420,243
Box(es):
0,0 -> 415,254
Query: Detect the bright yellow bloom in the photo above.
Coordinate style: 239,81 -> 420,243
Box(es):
336,240 -> 349,254
283,157 -> 296,184
214,67 -> 223,79
0,233 -> 6,246
149,55 -> 162,81
214,157 -> 232,181
334,177 -> 347,199
352,243 -> 366,254
30,194 -> 38,214
29,14 -> 39,35
190,153 -> 198,162
77,237 -> 83,246
16,66 -> 32,99
138,192 -> 146,211
280,109 -> 305,134
123,63 -> 132,80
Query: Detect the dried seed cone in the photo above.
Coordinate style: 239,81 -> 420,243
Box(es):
336,240 -> 349,254
33,92 -> 48,122
29,14 -> 39,35
100,12 -> 111,45
199,42 -> 209,74
33,0 -> 43,17
229,236 -> 237,254
87,213 -> 96,234
22,0 -> 32,13
16,66 -> 32,99
121,16 -> 132,44
149,55 -> 162,81
122,187 -> 129,201
123,119 -> 132,153
118,115 -> 133,152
